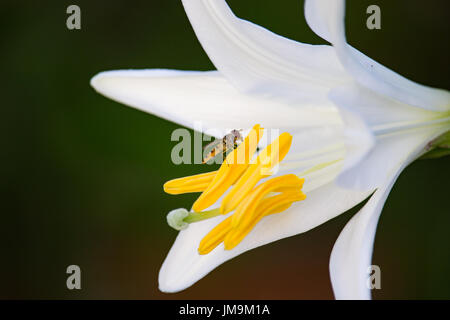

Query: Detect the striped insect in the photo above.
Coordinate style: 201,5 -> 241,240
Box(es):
202,129 -> 243,164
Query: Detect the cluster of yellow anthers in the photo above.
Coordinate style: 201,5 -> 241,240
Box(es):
164,124 -> 306,254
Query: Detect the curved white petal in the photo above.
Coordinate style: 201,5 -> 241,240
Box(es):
91,69 -> 341,136
159,182 -> 370,293
304,0 -> 341,42
329,125 -> 449,299
337,111 -> 450,191
181,0 -> 350,102
329,84 -> 442,129
344,127 -> 450,191
329,84 -> 449,190
330,170 -> 399,300
336,106 -> 375,177
304,0 -> 450,111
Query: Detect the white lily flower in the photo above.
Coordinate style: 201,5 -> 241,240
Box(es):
90,0 -> 450,299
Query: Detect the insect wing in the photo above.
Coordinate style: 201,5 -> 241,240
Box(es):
203,138 -> 221,154
203,139 -> 224,164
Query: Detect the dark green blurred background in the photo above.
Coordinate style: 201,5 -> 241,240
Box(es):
1,0 -> 449,299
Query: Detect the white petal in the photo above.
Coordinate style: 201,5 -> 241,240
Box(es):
329,84 -> 447,190
336,106 -> 375,176
181,0 -> 350,102
329,125 -> 449,299
329,171 -> 399,300
159,182 -> 370,293
337,119 -> 449,191
304,0 -> 450,111
91,69 -> 341,135
304,0 -> 341,42
329,84 -> 441,129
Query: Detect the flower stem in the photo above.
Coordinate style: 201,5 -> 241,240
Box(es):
184,208 -> 222,223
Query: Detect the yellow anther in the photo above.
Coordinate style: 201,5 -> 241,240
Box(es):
224,179 -> 305,250
198,216 -> 233,255
230,174 -> 304,228
163,171 -> 217,194
198,174 -> 305,254
192,124 -> 263,212
220,132 -> 293,214
163,124 -> 262,198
